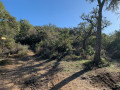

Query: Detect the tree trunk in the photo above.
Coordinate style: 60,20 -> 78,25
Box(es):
94,5 -> 103,66
82,39 -> 86,50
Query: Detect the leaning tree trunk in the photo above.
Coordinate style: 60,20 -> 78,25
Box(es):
94,5 -> 103,66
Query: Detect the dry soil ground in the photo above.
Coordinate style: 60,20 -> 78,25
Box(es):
0,51 -> 120,90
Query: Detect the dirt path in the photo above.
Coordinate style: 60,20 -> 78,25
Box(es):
0,51 -> 111,90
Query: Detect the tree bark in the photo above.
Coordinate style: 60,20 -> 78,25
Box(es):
94,0 -> 104,66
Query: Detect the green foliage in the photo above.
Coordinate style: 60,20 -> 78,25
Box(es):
101,33 -> 110,49
16,19 -> 34,44
56,30 -> 72,53
0,1 -> 4,11
83,60 -> 94,69
35,27 -> 73,59
72,45 -> 95,59
86,0 -> 120,11
0,0 -> 120,69
106,30 -> 120,59
83,58 -> 110,69
72,37 -> 82,49
63,54 -> 81,61
17,45 -> 29,57
101,58 -> 110,67
35,40 -> 57,58
112,50 -> 120,59
86,45 -> 95,56
0,2 -> 22,57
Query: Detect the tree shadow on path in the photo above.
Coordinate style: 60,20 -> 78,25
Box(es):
50,68 -> 89,90
36,52 -> 69,80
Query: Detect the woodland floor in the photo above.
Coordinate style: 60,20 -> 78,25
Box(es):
0,51 -> 120,90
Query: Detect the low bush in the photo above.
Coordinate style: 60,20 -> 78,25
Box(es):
86,55 -> 94,60
83,58 -> 110,69
0,43 -> 29,57
86,45 -> 95,56
35,35 -> 72,59
17,45 -> 29,57
112,50 -> 120,59
63,54 -> 81,61
83,60 -> 94,70
35,40 -> 57,59
101,58 -> 110,67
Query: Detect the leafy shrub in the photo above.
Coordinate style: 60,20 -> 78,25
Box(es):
17,45 -> 28,57
73,49 -> 81,56
73,48 -> 85,57
35,33 -> 72,59
73,45 -> 94,59
83,60 -> 94,69
17,47 -> 28,57
86,55 -> 94,60
0,35 -> 29,58
4,43 -> 29,57
0,38 -> 16,56
86,45 -> 95,56
101,58 -> 110,67
63,54 -> 81,61
4,38 -> 15,49
101,49 -> 106,57
35,40 -> 58,59
8,43 -> 29,55
56,41 -> 72,53
112,50 -> 120,59
72,38 -> 82,49
40,48 -> 52,58
83,58 -> 110,69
